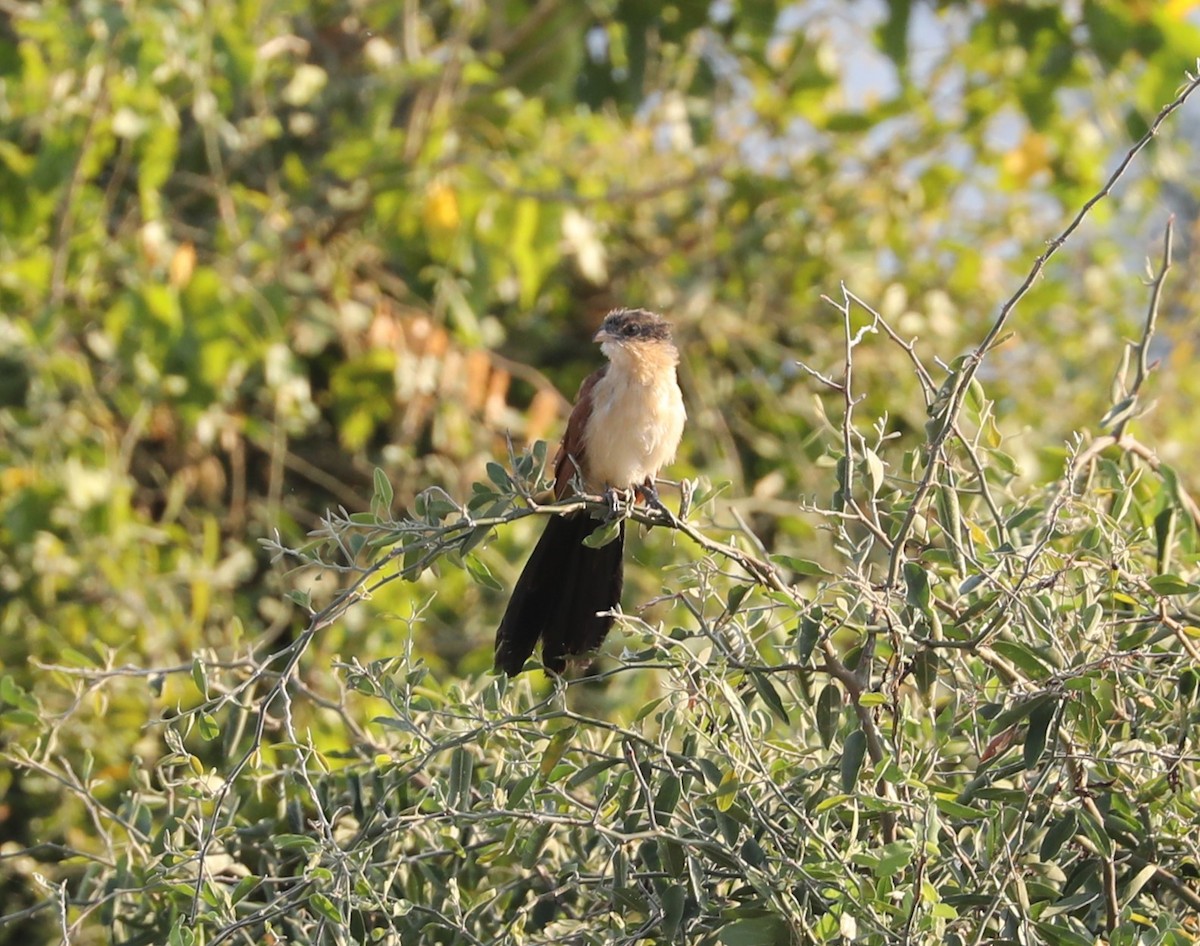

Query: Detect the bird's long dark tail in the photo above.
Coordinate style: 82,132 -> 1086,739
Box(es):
494,513 -> 625,676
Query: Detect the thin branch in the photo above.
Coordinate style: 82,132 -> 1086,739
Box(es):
886,70 -> 1200,587
1115,216 -> 1174,438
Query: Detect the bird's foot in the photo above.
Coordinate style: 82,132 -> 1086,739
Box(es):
638,478 -> 679,525
602,486 -> 635,521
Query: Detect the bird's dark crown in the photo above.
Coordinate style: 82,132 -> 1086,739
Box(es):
599,308 -> 673,343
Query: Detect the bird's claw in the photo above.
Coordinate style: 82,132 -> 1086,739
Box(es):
602,486 -> 635,521
638,478 -> 679,525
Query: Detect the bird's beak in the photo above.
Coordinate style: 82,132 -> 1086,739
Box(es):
593,327 -> 612,343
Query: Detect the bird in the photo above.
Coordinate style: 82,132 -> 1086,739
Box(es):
494,308 -> 686,676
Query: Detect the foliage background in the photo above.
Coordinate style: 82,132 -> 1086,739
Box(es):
2,0 -> 1200,943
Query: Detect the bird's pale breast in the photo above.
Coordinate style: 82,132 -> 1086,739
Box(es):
583,363 -> 685,490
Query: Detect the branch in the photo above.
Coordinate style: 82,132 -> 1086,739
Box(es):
1113,217 -> 1174,439
885,69 -> 1200,587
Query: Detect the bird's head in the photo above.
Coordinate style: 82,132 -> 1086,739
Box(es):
593,308 -> 679,379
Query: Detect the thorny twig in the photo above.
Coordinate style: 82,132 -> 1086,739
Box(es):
884,70 -> 1200,588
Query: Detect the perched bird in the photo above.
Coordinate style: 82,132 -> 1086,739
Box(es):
494,308 -> 686,676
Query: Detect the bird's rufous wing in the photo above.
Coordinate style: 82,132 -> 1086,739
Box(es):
552,365 -> 606,499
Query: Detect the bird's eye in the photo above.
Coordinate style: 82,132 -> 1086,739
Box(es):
622,323 -> 638,337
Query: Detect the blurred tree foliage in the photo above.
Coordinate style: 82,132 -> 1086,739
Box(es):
2,0 -> 1200,943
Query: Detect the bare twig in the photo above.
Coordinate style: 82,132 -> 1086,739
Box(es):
886,70 -> 1200,588
1114,217 -> 1174,439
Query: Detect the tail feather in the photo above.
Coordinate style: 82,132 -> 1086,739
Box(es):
494,514 -> 625,676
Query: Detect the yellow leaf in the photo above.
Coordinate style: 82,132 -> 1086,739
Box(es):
715,769 -> 739,812
0,467 -> 37,491
423,180 -> 460,233
169,241 -> 195,288
1003,133 -> 1050,184
1164,0 -> 1199,20
964,518 -> 988,545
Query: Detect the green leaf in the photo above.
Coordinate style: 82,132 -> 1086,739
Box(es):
424,497 -> 460,522
691,479 -> 731,508
771,554 -> 832,577
739,837 -> 766,867
953,591 -> 999,628
1179,667 -> 1200,702
989,692 -> 1056,734
0,675 -> 35,711
1116,625 -> 1152,651
508,774 -> 536,808
661,883 -> 686,940
273,834 -> 320,852
749,671 -> 790,724
874,841 -> 914,878
466,487 -> 498,512
567,758 -> 622,789
814,793 -> 853,813
520,823 -> 553,870
654,775 -> 682,823
1078,602 -> 1102,636
1033,919 -> 1097,946
864,448 -> 886,497
230,875 -> 260,905
876,0 -> 911,67
796,613 -> 821,664
1,709 -> 41,727
725,584 -> 750,614
718,916 -> 790,946
1039,891 -> 1100,920
1154,506 -> 1175,575
1005,507 -> 1041,532
1078,809 -> 1113,858
714,770 -> 738,812
197,713 -> 220,742
449,747 -> 473,810
1099,394 -> 1137,429
1023,696 -> 1057,769
486,461 -> 512,491
1039,811 -> 1077,860
1148,574 -> 1198,596
633,696 -> 666,722
286,589 -> 312,611
582,519 -> 622,548
934,796 -> 983,820
460,524 -> 494,555
904,562 -> 931,611
817,683 -> 841,748
911,650 -> 940,700
958,573 -> 987,595
309,892 -> 342,924
840,729 -> 867,792
191,657 -> 208,698
539,727 -> 575,779
168,922 -> 196,946
991,641 -> 1053,680
60,648 -> 93,668
372,466 -> 394,511
464,554 -> 503,591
